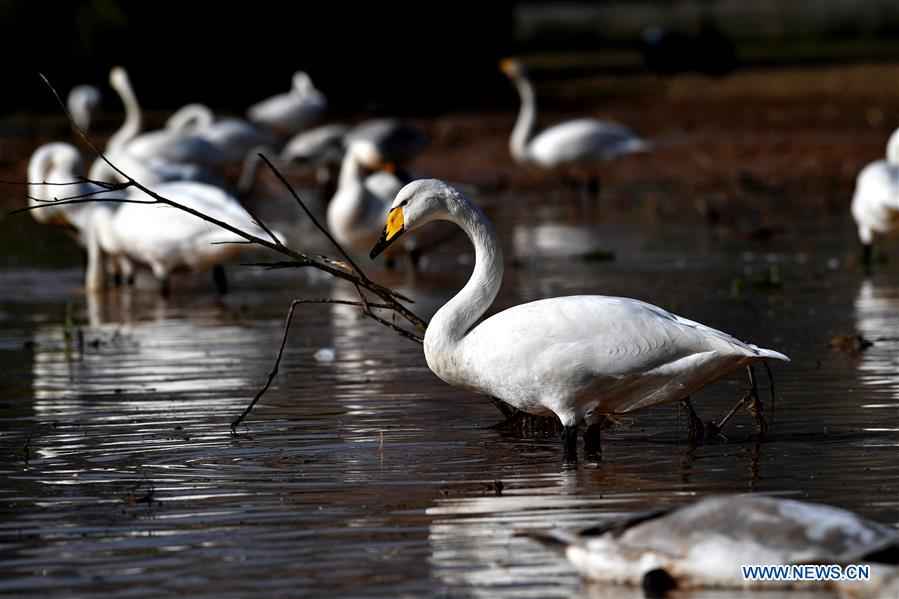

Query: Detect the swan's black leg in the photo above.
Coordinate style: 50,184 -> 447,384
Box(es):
680,397 -> 705,442
862,243 -> 872,267
113,273 -> 123,286
561,425 -> 578,462
583,422 -> 602,458
212,265 -> 228,295
159,277 -> 171,298
745,364 -> 767,435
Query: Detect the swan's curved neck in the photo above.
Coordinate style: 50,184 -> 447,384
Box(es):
337,148 -> 366,191
426,195 -> 504,351
108,75 -> 142,152
167,103 -> 214,132
509,74 -> 537,163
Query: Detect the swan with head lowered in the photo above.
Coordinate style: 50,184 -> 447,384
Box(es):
370,180 -> 789,458
851,126 -> 899,265
499,58 -> 647,179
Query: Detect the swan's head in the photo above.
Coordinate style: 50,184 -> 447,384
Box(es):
292,71 -> 314,94
499,57 -> 527,80
370,179 -> 458,259
346,139 -> 384,170
108,66 -> 130,90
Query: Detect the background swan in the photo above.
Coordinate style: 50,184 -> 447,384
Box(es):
91,66 -> 227,186
166,103 -> 281,163
532,494 -> 899,596
327,139 -> 405,257
247,70 -> 327,137
370,180 -> 788,457
499,58 -> 647,174
66,84 -> 102,133
29,142 -> 279,294
851,127 -> 899,264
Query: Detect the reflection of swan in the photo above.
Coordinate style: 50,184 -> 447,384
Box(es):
854,278 -> 899,402
499,59 -> 647,169
66,84 -> 101,132
851,127 -> 899,264
370,180 -> 788,457
88,67 -> 225,186
534,495 -> 899,596
247,71 -> 327,137
29,142 -> 280,293
165,103 -> 281,163
31,293 -> 262,412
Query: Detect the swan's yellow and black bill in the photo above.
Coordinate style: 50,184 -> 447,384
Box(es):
370,206 -> 405,259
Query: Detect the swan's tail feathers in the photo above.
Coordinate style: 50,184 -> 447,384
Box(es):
749,345 -> 790,362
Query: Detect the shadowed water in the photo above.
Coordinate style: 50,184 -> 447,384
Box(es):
1,193 -> 897,598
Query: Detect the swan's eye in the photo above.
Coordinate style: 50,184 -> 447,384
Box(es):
398,199 -> 409,208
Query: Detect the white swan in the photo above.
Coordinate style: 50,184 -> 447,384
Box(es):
499,58 -> 647,169
851,127 -> 899,264
327,139 -> 405,256
370,180 -> 789,456
29,142 -> 279,294
92,66 -> 227,184
66,84 -> 102,133
281,123 -> 349,168
532,495 -> 899,596
166,103 -> 281,163
247,71 -> 327,137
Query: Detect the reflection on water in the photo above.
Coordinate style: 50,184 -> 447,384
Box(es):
854,277 -> 899,407
1,205 -> 898,596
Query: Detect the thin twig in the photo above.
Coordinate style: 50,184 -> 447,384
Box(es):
257,153 -> 363,276
229,297 -> 422,432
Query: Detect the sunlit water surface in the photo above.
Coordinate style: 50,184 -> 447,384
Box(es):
1,192 -> 897,597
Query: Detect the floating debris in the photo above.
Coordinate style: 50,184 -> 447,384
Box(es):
314,347 -> 336,362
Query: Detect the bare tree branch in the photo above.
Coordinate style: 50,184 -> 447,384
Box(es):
10,73 -> 432,430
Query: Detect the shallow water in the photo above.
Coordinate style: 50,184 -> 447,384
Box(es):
1,192 -> 898,597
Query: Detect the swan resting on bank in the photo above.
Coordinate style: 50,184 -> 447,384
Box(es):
29,142 -> 279,294
531,494 -> 899,597
370,180 -> 789,457
851,127 -> 899,264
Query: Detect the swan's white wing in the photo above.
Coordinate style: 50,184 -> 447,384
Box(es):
111,182 -> 277,273
455,296 -> 785,416
528,118 -> 646,166
282,124 -> 349,164
617,496 -> 898,564
247,93 -> 326,134
202,118 -> 280,162
562,496 -> 899,586
126,130 -> 229,166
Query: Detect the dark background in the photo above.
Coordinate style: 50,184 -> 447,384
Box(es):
0,0 -> 516,115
